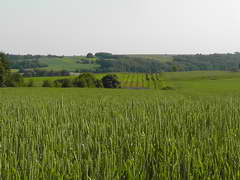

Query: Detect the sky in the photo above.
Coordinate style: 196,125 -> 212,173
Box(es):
1,0 -> 240,55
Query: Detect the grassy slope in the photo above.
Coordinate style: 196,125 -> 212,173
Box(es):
38,56 -> 99,71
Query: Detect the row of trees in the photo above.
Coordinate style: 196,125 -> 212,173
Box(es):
0,53 -> 121,88
42,73 -> 121,88
172,53 -> 240,71
96,57 -> 173,73
21,69 -> 70,77
10,60 -> 48,69
94,53 -> 240,73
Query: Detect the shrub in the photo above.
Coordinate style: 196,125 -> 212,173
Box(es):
42,80 -> 53,87
96,79 -> 103,88
101,74 -> 121,88
73,73 -> 97,88
26,79 -> 34,87
6,73 -> 24,87
86,53 -> 94,58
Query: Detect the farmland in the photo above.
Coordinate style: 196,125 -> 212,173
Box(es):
38,56 -> 99,71
1,84 -> 240,179
25,71 -> 240,94
1,70 -> 240,179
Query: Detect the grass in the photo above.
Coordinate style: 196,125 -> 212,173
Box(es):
38,56 -> 99,71
162,71 -> 240,81
3,71 -> 240,179
1,88 -> 240,179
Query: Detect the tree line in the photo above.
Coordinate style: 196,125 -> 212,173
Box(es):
6,52 -> 240,74
0,52 -> 121,88
94,52 -> 240,73
42,73 -> 121,88
21,69 -> 70,77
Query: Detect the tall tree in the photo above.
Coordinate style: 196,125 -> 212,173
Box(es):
0,53 -> 10,87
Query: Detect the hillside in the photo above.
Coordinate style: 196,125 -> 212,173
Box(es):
7,52 -> 240,73
126,54 -> 173,62
38,56 -> 99,71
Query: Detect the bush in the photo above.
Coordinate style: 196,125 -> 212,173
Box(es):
96,79 -> 103,88
86,53 -> 94,58
62,79 -> 73,88
42,80 -> 53,87
6,73 -> 24,87
73,73 -> 97,88
101,74 -> 121,88
26,79 -> 34,87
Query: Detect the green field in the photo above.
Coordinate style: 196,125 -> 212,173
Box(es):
2,71 -> 240,179
25,71 -> 240,95
38,56 -> 99,71
31,55 -> 173,72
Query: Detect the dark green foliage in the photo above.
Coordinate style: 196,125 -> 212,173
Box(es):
95,79 -> 103,88
42,80 -> 53,87
96,58 -> 171,73
54,79 -> 73,88
101,74 -> 121,88
95,52 -> 114,59
10,60 -> 48,69
26,79 -> 34,87
161,86 -> 174,90
6,73 -> 24,87
22,69 -> 70,77
86,53 -> 94,58
0,53 -> 10,87
73,73 -> 97,88
173,53 -> 240,71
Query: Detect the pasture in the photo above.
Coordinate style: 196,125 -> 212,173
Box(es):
38,56 -> 99,71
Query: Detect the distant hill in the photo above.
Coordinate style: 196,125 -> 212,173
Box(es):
38,56 -> 99,72
126,54 -> 173,62
7,52 -> 240,73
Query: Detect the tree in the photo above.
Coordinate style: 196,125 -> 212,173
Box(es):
96,79 -> 103,88
86,53 -> 94,58
95,52 -> 113,59
59,78 -> 73,88
73,73 -> 97,88
101,74 -> 121,88
42,80 -> 53,87
26,79 -> 34,87
0,53 -> 10,87
6,73 -> 24,87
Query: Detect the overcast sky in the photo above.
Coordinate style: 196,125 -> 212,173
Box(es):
1,0 -> 240,55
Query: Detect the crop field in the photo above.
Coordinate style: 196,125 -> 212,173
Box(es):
25,73 -> 169,89
4,71 -> 240,179
1,87 -> 240,179
25,71 -> 240,94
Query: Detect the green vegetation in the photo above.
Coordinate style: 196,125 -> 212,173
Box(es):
8,52 -> 240,73
127,54 -> 173,62
0,87 -> 240,179
4,52 -> 240,178
39,56 -> 99,72
0,53 -> 24,87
